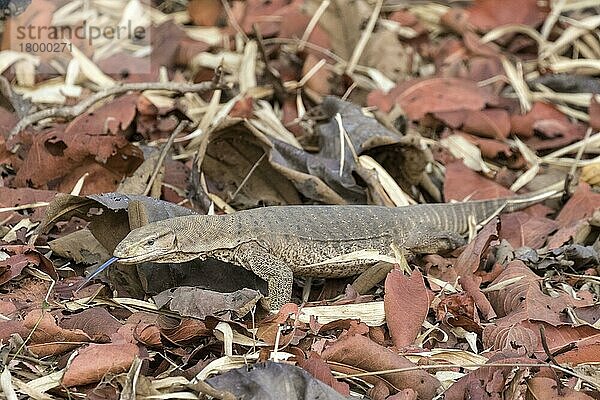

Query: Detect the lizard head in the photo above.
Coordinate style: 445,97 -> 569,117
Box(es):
114,224 -> 178,264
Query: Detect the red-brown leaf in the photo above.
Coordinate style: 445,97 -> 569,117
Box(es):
556,182 -> 600,227
321,334 -> 440,399
466,0 -> 548,30
61,343 -> 139,387
384,269 -> 430,348
499,211 -> 558,249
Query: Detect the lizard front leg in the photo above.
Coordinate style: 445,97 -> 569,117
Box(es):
234,242 -> 293,310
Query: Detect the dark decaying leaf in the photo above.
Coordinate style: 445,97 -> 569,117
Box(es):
197,123 -> 308,207
196,96 -> 435,207
319,96 -> 432,193
48,229 -> 112,265
206,361 -> 349,400
153,286 -> 262,319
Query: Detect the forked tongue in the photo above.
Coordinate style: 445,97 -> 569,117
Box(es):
75,257 -> 118,292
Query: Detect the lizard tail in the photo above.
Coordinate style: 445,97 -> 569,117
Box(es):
421,189 -> 560,234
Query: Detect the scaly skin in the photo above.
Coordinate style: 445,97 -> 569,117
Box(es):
113,191 -> 556,309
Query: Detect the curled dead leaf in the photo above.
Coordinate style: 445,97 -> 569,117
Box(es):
62,342 -> 139,387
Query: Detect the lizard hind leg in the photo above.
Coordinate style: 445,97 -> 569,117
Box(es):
234,242 -> 293,311
404,227 -> 465,254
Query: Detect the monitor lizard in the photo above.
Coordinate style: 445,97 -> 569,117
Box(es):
102,190 -> 557,309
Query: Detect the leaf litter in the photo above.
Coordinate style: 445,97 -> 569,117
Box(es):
0,0 -> 599,399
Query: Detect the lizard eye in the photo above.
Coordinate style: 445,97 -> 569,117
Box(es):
146,239 -> 155,246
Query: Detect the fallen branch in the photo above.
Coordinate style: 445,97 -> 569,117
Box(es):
7,81 -> 220,150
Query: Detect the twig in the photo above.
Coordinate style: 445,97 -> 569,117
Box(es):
334,362 -> 599,390
143,120 -> 188,196
230,152 -> 267,201
298,0 -> 330,51
8,81 -> 219,148
187,380 -> 237,400
539,325 -> 564,396
221,0 -> 248,42
253,24 -> 286,105
563,127 -> 592,200
346,0 -> 383,74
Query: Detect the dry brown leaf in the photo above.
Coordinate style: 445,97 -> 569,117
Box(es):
527,376 -> 595,399
454,218 -> 499,278
520,321 -> 600,359
499,211 -> 558,249
526,118 -> 586,152
134,323 -> 162,347
444,161 -> 550,218
369,77 -> 499,118
297,352 -> 350,396
0,320 -> 29,343
61,342 -> 139,387
462,109 -> 511,140
510,102 -> 568,138
443,353 -> 538,400
188,0 -> 223,26
556,182 -> 600,227
159,317 -> 211,344
0,187 -> 56,223
466,0 -> 548,30
24,309 -> 92,357
423,256 -> 460,295
436,109 -> 511,140
384,269 -> 430,348
455,132 -> 524,169
436,292 -> 482,333
59,308 -> 122,342
301,0 -> 370,61
14,94 -> 144,194
321,334 -> 441,399
488,260 -> 593,320
554,334 -> 600,365
459,274 -> 496,321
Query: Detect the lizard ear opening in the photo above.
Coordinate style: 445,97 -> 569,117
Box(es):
128,200 -> 150,230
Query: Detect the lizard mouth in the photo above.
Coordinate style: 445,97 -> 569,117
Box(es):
113,248 -> 167,264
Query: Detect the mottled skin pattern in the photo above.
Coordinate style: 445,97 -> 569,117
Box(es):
114,193 -> 552,309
